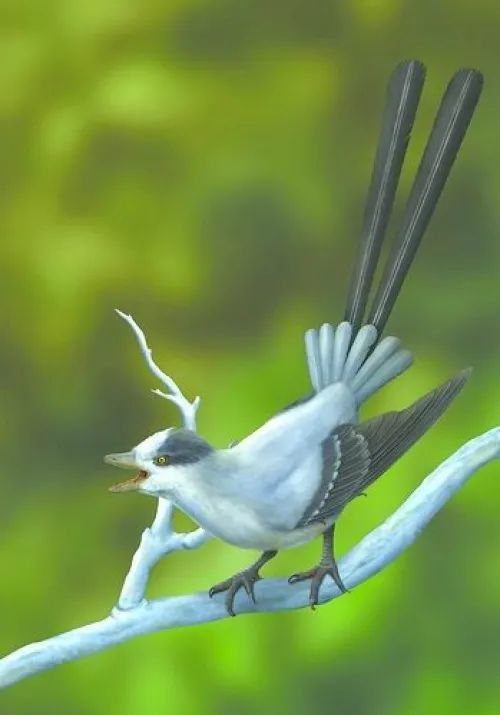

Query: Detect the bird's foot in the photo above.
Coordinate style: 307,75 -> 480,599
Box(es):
288,558 -> 349,609
209,566 -> 262,617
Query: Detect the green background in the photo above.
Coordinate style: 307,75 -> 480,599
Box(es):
1,0 -> 499,712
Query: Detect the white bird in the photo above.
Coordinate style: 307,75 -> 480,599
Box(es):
105,60 -> 483,615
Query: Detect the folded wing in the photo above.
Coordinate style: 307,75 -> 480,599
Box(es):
296,368 -> 470,527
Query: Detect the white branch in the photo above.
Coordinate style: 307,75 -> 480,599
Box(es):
115,309 -> 200,430
113,310 -> 208,609
117,497 -> 211,610
1,427 -> 499,689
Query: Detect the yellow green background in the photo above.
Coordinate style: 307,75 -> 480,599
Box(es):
1,0 -> 499,712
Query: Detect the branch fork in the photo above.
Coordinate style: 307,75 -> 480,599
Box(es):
111,311 -> 210,612
0,312 -> 497,689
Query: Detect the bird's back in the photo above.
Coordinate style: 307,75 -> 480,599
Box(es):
224,382 -> 356,530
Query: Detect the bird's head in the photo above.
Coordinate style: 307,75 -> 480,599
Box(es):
104,427 -> 214,497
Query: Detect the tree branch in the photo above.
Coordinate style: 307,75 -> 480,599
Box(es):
1,427 -> 498,689
115,309 -> 200,430
117,498 -> 212,610
113,311 -> 209,610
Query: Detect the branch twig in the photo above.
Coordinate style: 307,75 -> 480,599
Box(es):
117,499 -> 211,610
115,309 -> 200,430
113,311 -> 208,610
1,427 -> 498,689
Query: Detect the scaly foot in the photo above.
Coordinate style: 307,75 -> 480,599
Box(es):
288,525 -> 348,609
209,569 -> 260,616
209,550 -> 277,617
288,561 -> 348,609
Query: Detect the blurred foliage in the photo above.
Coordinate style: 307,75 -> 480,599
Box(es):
1,0 -> 500,713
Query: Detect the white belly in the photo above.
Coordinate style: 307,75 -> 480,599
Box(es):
173,488 -> 333,550
166,415 -> 344,551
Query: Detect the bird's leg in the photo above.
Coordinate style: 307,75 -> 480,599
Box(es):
209,550 -> 278,617
288,524 -> 348,608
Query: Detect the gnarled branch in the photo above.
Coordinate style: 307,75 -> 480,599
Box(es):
113,311 -> 209,611
117,499 -> 211,610
115,309 -> 200,430
1,427 -> 499,689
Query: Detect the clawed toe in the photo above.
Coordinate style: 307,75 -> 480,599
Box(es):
208,577 -> 233,598
208,550 -> 277,616
288,569 -> 316,585
209,570 -> 261,616
309,566 -> 349,608
288,563 -> 349,609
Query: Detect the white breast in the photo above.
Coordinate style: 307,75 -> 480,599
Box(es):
166,383 -> 356,551
167,449 -> 333,551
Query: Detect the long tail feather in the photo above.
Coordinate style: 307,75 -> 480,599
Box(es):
367,69 -> 484,335
344,59 -> 426,334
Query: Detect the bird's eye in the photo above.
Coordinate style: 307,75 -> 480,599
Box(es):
154,455 -> 169,466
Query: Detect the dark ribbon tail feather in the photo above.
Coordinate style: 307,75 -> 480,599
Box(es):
344,59 -> 426,335
367,69 -> 483,335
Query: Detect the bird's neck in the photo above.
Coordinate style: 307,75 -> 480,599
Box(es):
165,450 -> 240,528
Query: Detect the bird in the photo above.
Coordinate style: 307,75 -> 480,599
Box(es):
104,60 -> 483,615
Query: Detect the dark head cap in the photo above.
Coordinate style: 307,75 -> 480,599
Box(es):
154,428 -> 214,466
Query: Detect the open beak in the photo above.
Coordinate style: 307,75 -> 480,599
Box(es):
104,452 -> 138,469
108,470 -> 148,493
104,451 -> 148,493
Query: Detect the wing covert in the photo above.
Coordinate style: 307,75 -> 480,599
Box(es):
296,369 -> 470,528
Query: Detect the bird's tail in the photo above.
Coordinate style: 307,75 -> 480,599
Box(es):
306,60 -> 483,405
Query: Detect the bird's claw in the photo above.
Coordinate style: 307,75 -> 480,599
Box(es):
209,568 -> 261,616
288,561 -> 349,609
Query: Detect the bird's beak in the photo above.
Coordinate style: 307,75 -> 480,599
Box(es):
104,451 -> 138,470
104,451 -> 148,493
108,470 -> 149,493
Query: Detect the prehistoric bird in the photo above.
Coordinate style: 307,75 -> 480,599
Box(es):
105,60 -> 483,615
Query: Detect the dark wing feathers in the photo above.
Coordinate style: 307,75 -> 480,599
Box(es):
296,369 -> 470,528
361,368 -> 470,483
298,427 -> 370,525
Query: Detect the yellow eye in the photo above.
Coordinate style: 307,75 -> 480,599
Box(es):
155,455 -> 169,466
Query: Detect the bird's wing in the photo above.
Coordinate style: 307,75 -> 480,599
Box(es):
296,369 -> 469,527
